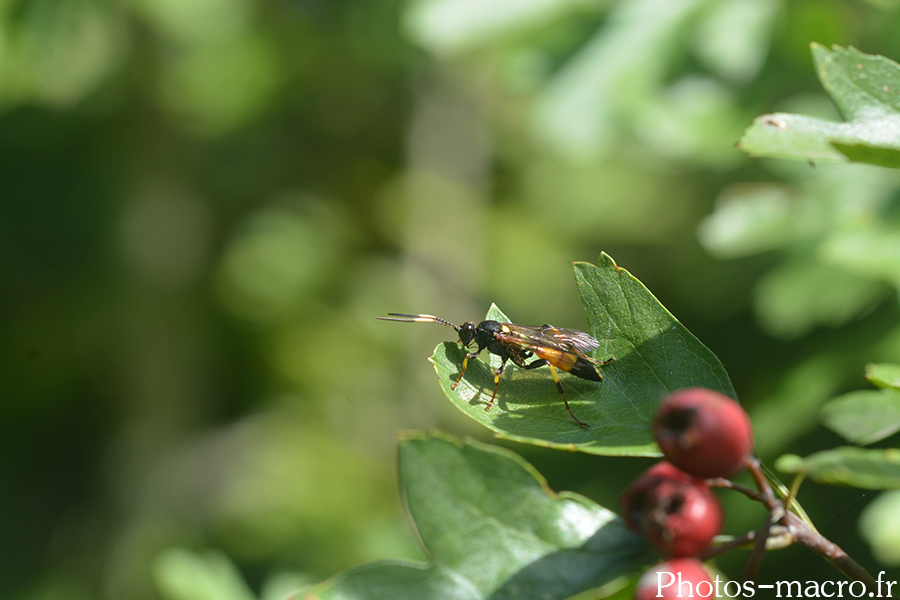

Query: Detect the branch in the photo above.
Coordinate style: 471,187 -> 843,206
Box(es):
709,456 -> 886,595
785,511 -> 882,594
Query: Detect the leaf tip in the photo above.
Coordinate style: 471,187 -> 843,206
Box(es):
394,429 -> 423,443
774,453 -> 804,474
598,251 -> 617,265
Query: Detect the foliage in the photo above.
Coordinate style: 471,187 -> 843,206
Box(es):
776,447 -> 900,490
739,44 -> 900,167
309,252 -> 900,599
304,432 -> 651,600
5,1 -> 900,600
304,42 -> 900,599
820,363 -> 900,445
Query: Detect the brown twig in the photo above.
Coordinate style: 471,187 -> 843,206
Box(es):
706,478 -> 769,504
784,510 -> 882,593
710,456 -> 886,595
700,526 -> 794,561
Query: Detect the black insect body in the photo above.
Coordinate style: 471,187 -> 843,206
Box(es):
378,313 -> 614,428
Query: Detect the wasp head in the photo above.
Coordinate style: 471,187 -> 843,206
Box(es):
458,321 -> 478,348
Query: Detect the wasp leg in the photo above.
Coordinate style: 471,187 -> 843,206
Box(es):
485,357 -> 509,411
546,364 -> 590,429
452,350 -> 481,391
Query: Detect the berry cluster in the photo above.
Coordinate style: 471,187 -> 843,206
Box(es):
622,388 -> 754,599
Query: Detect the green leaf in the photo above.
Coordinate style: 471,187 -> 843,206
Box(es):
403,0 -> 591,56
431,253 -> 736,455
306,432 -> 651,600
830,142 -> 900,168
154,548 -> 256,600
752,257 -> 887,340
697,184 -> 800,258
532,0 -> 709,160
749,354 -> 848,457
776,447 -> 900,489
866,363 -> 900,389
860,490 -> 900,566
818,224 -> 900,286
692,0 -> 780,84
821,388 -> 900,445
738,44 -> 900,167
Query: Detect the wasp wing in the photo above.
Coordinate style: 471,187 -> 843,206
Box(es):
497,323 -> 600,354
492,322 -> 606,380
540,325 -> 601,353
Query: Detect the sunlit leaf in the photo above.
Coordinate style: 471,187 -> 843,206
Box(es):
305,432 -> 651,600
776,447 -> 900,489
159,32 -> 280,134
430,253 -> 735,456
532,0 -> 709,160
697,184 -> 801,258
692,0 -> 780,84
818,224 -> 900,286
403,0 -> 592,56
866,363 -> 900,389
821,388 -> 900,445
261,573 -> 316,600
635,76 -> 746,167
739,44 -> 900,167
860,490 -> 900,566
11,0 -> 125,107
154,548 -> 256,600
749,354 -> 848,457
752,257 -> 887,340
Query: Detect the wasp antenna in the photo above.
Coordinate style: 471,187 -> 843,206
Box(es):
377,313 -> 461,331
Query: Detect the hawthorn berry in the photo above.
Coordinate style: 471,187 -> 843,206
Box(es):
620,462 -> 723,557
620,462 -> 696,530
635,558 -> 714,600
653,388 -> 753,478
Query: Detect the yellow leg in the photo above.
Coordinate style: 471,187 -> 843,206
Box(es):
485,358 -> 508,410
452,351 -> 479,390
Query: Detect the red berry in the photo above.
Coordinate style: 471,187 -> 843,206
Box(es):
642,478 -> 723,557
620,462 -> 699,530
635,559 -> 714,599
640,461 -> 696,484
653,388 -> 753,479
620,462 -> 723,557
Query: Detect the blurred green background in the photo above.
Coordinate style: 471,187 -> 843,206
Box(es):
4,0 -> 900,598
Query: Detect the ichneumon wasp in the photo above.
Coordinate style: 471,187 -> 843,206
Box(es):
377,312 -> 614,428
